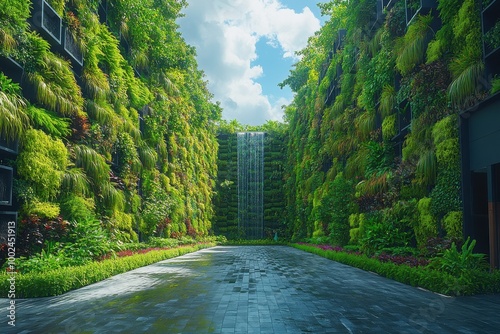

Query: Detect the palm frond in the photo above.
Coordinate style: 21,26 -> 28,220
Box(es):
101,182 -> 125,211
379,85 -> 395,117
396,14 -> 433,75
416,149 -> 437,186
0,91 -> 29,140
27,53 -> 83,116
26,105 -> 71,138
62,167 -> 90,196
85,100 -> 116,125
74,145 -> 110,185
356,111 -> 376,139
138,144 -> 158,170
0,28 -> 16,52
448,60 -> 484,107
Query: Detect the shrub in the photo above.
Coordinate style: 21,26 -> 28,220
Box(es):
293,243 -> 500,296
0,243 -> 215,298
62,219 -> 112,263
322,173 -> 355,246
16,129 -> 69,201
415,197 -> 438,249
429,238 -> 489,295
442,211 -> 463,239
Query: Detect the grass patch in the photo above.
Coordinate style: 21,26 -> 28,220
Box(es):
1,243 -> 214,298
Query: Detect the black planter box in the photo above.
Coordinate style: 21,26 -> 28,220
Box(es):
63,27 -> 84,69
405,0 -> 438,26
0,165 -> 13,207
30,0 -> 63,46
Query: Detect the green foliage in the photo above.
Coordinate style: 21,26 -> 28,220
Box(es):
0,244 -> 214,297
17,129 -> 69,201
447,0 -> 483,107
430,169 -> 462,221
60,195 -> 96,222
492,76 -> 500,94
395,14 -> 433,75
429,238 -> 489,295
349,213 -> 365,245
484,21 -> 500,52
141,173 -> 173,236
361,202 -> 416,254
321,174 -> 355,246
0,73 -> 29,140
381,114 -> 397,141
415,197 -> 438,249
27,201 -> 60,219
443,211 -> 463,239
25,105 -> 71,138
293,243 -> 500,296
63,219 -> 111,262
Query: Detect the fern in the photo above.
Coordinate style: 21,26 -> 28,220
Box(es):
416,149 -> 437,186
396,14 -> 434,75
25,105 -> 71,138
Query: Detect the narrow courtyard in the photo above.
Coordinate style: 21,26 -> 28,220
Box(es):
4,246 -> 500,333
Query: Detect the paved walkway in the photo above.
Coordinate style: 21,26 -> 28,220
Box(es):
2,246 -> 500,333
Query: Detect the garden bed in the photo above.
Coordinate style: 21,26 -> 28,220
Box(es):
292,243 -> 500,296
0,243 -> 215,298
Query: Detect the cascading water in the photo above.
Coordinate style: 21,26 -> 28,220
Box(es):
237,132 -> 264,239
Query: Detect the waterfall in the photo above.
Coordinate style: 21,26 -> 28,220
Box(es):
237,132 -> 264,239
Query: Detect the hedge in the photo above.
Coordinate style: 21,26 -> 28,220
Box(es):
292,243 -> 500,296
1,243 -> 215,298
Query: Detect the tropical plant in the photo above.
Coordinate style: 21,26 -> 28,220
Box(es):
17,129 -> 69,202
0,73 -> 29,140
395,14 -> 434,76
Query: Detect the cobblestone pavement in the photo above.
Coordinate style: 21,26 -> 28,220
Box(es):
2,246 -> 500,333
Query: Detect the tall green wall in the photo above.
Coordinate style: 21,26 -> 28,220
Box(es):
213,128 -> 286,239
0,0 -> 220,244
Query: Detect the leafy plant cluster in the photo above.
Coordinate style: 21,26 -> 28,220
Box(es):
0,243 -> 215,298
213,120 -> 287,240
281,0 -> 487,269
294,242 -> 499,296
1,0 -> 221,266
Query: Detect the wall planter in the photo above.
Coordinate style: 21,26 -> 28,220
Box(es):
0,166 -> 13,207
0,137 -> 19,156
63,27 -> 83,69
405,0 -> 438,26
30,0 -> 63,46
0,56 -> 24,84
482,0 -> 500,77
98,0 -> 108,25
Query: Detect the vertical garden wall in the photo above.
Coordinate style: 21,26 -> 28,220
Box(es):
213,122 -> 286,239
0,0 -> 221,259
280,0 -> 499,261
237,132 -> 264,239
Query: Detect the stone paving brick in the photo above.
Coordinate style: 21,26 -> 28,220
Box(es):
2,246 -> 500,333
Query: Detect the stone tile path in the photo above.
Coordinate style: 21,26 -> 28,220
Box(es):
2,246 -> 500,333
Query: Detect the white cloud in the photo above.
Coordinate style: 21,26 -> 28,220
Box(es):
178,0 -> 320,125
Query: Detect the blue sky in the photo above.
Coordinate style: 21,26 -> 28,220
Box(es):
178,1 -> 325,125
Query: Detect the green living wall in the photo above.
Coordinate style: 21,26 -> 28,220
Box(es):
213,121 -> 287,239
281,0 -> 492,252
0,0 -> 220,253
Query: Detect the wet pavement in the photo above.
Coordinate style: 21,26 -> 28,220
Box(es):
2,245 -> 500,333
